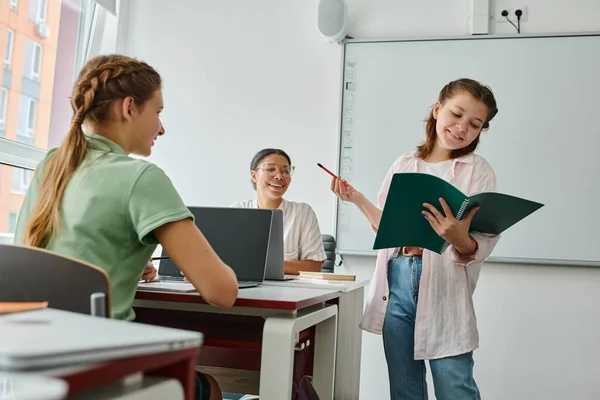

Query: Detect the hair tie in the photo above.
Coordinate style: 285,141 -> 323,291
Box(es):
72,112 -> 85,126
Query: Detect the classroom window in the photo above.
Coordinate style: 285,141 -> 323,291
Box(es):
0,0 -> 102,243
4,29 -> 14,70
0,88 -> 7,131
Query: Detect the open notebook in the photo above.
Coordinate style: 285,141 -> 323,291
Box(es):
374,173 -> 544,254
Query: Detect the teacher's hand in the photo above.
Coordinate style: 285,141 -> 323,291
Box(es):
331,176 -> 361,204
422,198 -> 479,255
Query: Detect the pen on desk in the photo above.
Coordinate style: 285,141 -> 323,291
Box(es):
317,163 -> 349,187
151,256 -> 170,260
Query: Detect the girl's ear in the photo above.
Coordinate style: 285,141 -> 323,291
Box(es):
121,96 -> 135,123
251,170 -> 257,184
432,101 -> 441,120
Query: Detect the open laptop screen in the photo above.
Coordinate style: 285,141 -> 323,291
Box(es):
158,207 -> 272,283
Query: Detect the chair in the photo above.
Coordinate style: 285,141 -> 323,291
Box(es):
321,234 -> 339,273
0,244 -> 110,317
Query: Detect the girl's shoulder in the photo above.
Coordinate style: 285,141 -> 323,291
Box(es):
389,151 -> 418,171
470,153 -> 496,176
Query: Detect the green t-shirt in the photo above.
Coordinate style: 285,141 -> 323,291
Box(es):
14,133 -> 193,321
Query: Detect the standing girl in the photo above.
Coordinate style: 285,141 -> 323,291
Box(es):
331,78 -> 500,399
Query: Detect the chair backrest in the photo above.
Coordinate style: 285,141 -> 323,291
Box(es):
0,244 -> 110,317
321,234 -> 337,273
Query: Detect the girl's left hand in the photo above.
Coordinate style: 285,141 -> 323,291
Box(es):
422,198 -> 479,254
142,261 -> 157,282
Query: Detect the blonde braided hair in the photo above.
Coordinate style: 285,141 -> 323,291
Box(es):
23,55 -> 162,248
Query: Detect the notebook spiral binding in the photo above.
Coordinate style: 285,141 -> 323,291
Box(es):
456,199 -> 471,220
440,199 -> 471,253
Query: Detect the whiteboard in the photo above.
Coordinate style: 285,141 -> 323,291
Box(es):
335,34 -> 600,265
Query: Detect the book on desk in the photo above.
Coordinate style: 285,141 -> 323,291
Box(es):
298,271 -> 356,281
137,281 -> 198,293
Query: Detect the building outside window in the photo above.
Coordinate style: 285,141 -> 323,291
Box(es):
0,0 -> 106,244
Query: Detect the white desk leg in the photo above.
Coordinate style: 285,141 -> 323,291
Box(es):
312,310 -> 337,399
259,306 -> 338,400
259,317 -> 295,399
335,287 -> 364,400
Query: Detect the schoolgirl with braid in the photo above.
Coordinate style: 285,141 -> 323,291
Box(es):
14,54 -> 237,400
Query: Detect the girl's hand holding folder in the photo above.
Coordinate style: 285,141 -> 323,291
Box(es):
422,198 -> 480,256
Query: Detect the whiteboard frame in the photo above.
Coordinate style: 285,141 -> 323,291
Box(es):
334,31 -> 600,268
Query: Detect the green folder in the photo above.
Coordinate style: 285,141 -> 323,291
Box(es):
373,173 -> 544,254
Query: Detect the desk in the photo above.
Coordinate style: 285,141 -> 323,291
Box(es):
135,281 -> 366,399
0,308 -> 201,400
262,279 -> 367,400
46,347 -> 198,399
134,286 -> 341,400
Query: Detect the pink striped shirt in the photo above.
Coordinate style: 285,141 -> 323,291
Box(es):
360,151 -> 500,360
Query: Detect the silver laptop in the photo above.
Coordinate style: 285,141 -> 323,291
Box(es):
0,308 -> 202,370
264,209 -> 295,281
157,207 -> 271,288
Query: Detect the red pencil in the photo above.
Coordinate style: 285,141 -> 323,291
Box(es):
317,163 -> 349,187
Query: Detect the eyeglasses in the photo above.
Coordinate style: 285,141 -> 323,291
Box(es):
256,164 -> 295,177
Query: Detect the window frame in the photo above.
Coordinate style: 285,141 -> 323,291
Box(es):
36,0 -> 48,23
8,212 -> 18,234
0,88 -> 7,131
30,42 -> 42,81
17,96 -> 37,139
4,29 -> 14,70
25,98 -> 37,137
11,168 -> 30,195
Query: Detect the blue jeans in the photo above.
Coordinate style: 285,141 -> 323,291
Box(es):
382,253 -> 481,400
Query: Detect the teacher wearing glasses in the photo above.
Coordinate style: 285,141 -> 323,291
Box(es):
231,148 -> 326,275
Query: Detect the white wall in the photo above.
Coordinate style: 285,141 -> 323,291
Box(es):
117,1 -> 600,399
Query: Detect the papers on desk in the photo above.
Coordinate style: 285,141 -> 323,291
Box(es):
137,281 -> 198,293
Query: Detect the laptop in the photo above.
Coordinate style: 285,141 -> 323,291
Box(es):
0,308 -> 202,370
264,209 -> 295,281
157,207 -> 272,288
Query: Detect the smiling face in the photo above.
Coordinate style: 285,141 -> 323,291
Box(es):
251,154 -> 294,202
127,89 -> 165,157
432,91 -> 489,152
